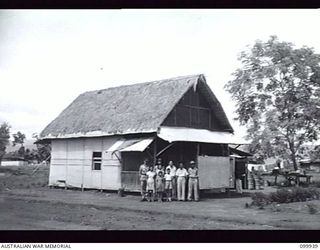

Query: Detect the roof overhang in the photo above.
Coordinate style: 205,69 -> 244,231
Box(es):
158,126 -> 248,145
229,147 -> 252,157
230,154 -> 247,159
40,129 -> 157,140
107,137 -> 154,153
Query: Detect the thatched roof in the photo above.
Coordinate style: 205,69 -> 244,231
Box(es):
40,74 -> 233,139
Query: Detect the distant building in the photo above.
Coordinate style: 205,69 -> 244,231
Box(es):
299,145 -> 320,172
1,155 -> 27,167
300,158 -> 320,173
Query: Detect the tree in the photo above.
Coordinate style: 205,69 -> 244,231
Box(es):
32,133 -> 51,163
12,131 -> 26,157
225,36 -> 320,170
12,131 -> 26,147
310,145 -> 320,162
0,122 -> 11,164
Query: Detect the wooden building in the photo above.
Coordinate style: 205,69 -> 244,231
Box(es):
40,74 -> 245,191
1,155 -> 27,167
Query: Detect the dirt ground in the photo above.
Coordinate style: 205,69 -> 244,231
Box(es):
0,165 -> 320,230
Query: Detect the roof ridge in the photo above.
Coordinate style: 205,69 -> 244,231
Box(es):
40,73 -> 234,139
83,74 -> 202,95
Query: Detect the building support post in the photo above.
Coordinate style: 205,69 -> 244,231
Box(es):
153,138 -> 157,167
100,139 -> 104,192
81,139 -> 85,192
65,141 -> 68,190
196,143 -> 200,166
196,142 -> 200,197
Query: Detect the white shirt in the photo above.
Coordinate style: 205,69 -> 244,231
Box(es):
166,165 -> 177,176
176,168 -> 188,177
164,173 -> 172,181
154,164 -> 163,172
156,168 -> 164,175
139,164 -> 148,181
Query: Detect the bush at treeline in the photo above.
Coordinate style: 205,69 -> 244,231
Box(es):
251,187 -> 320,207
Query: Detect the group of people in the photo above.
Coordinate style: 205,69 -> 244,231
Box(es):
139,158 -> 200,202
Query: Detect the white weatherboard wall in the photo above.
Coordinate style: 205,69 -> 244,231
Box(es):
49,136 -> 122,190
198,156 -> 232,189
1,161 -> 26,167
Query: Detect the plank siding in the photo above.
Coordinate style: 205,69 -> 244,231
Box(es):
198,156 -> 231,189
49,137 -> 122,190
162,87 -> 224,131
49,140 -> 67,185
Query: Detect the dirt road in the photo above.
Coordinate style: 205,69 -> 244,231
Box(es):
0,165 -> 319,230
0,188 -> 271,230
1,187 -> 319,230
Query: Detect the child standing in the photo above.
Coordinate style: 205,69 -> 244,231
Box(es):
155,170 -> 165,202
164,168 -> 173,201
146,166 -> 156,202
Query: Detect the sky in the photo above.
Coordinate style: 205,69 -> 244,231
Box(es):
1,9 -> 320,140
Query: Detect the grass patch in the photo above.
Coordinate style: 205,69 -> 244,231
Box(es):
0,164 -> 49,190
251,187 -> 320,208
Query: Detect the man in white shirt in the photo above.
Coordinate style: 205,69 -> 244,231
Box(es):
166,161 -> 177,200
176,162 -> 188,201
154,158 -> 164,175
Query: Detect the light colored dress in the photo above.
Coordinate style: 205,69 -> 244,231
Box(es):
146,171 -> 156,192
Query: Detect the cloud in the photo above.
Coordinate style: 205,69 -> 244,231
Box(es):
1,9 -> 320,141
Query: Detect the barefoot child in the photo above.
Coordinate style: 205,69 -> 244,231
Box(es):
155,170 -> 165,202
164,168 -> 173,201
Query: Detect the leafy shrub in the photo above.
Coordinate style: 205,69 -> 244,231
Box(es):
251,192 -> 271,207
269,189 -> 293,203
311,181 -> 320,188
250,187 -> 320,207
299,182 -> 309,188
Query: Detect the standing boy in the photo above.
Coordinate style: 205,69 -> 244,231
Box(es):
164,168 -> 173,201
166,160 -> 177,200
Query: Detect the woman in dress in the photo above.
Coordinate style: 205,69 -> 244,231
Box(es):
146,166 -> 156,202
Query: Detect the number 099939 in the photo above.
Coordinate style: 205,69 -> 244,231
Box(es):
300,244 -> 318,248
